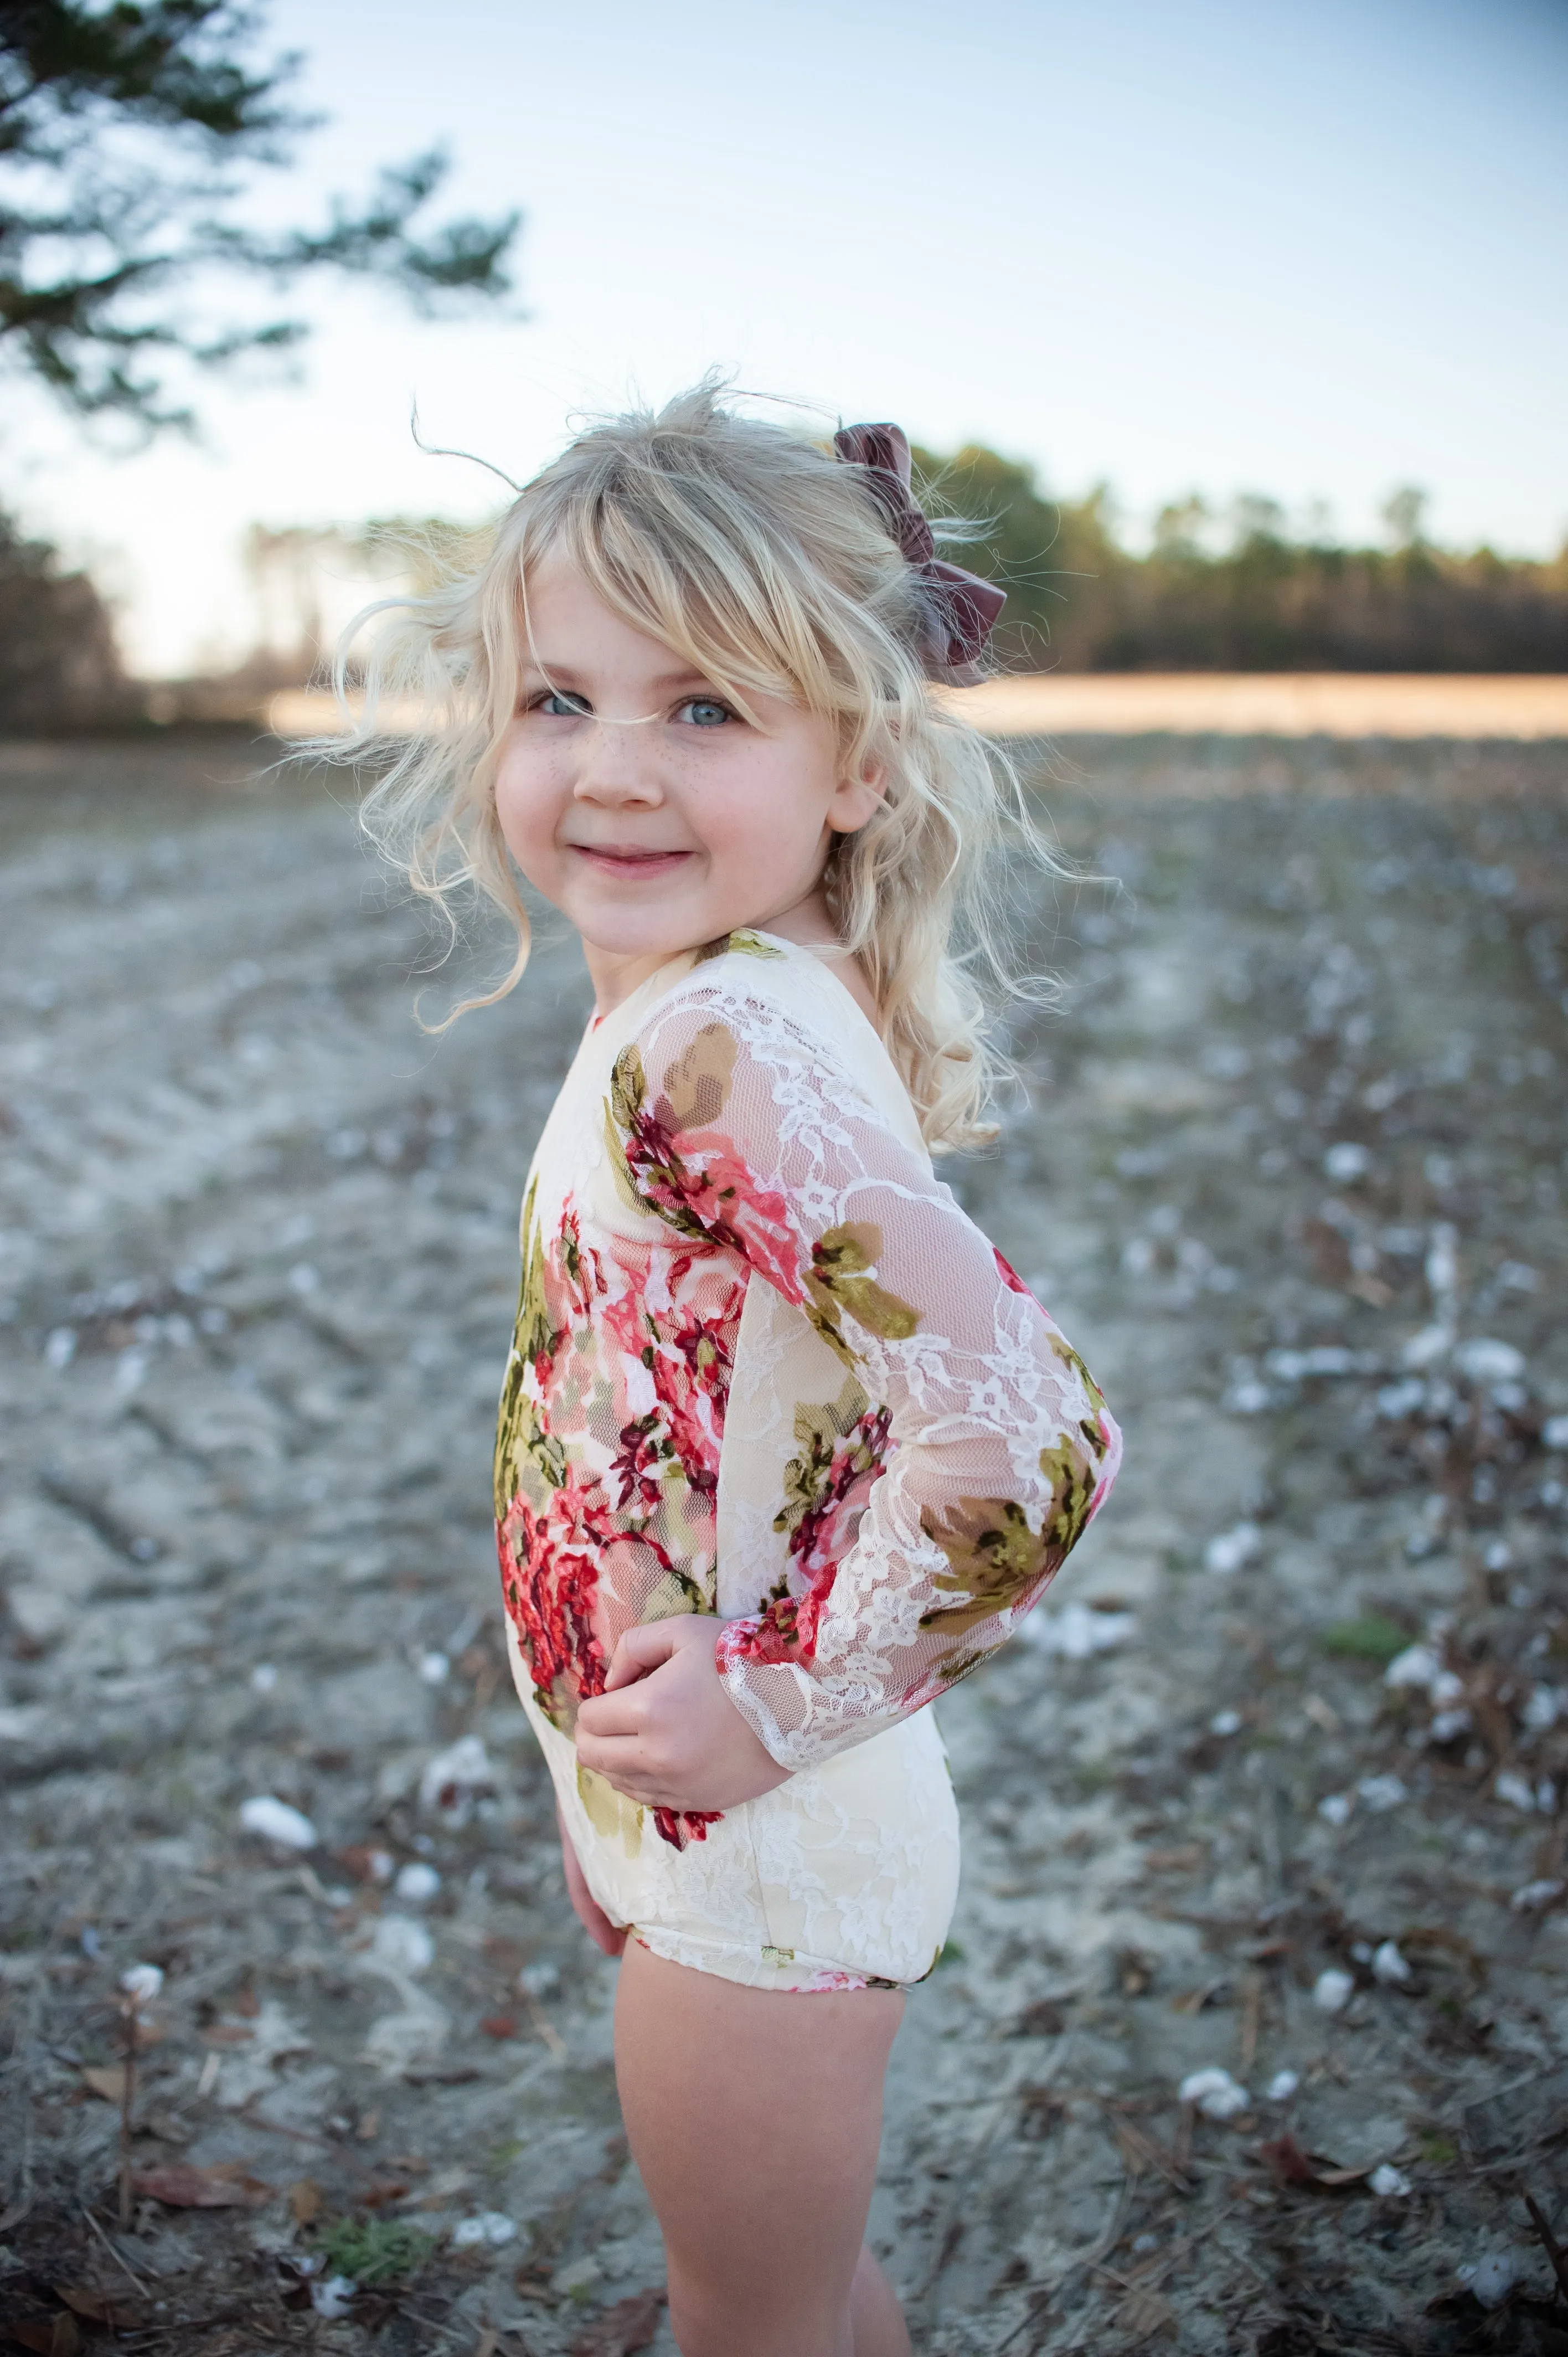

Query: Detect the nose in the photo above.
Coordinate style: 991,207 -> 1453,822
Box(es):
571,716 -> 663,806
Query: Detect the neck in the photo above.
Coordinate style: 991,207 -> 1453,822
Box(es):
582,884 -> 879,1026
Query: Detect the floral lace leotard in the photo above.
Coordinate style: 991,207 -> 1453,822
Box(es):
496,931 -> 1121,1991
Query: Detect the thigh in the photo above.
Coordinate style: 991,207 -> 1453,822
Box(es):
613,1939 -> 903,2354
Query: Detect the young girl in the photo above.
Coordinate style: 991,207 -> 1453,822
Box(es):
348,385 -> 1121,2356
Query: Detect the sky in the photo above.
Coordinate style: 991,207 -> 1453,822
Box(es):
7,0 -> 1565,676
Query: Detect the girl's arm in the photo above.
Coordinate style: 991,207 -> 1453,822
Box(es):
590,976 -> 1121,1777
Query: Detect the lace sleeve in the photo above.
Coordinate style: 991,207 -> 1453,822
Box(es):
606,964 -> 1122,1770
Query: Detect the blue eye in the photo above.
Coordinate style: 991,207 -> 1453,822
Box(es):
679,698 -> 730,728
539,691 -> 590,717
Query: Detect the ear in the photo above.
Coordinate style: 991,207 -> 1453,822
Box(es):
827,753 -> 887,836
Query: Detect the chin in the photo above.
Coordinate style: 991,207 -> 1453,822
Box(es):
581,912 -> 711,960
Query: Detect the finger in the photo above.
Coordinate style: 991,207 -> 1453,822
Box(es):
574,1726 -> 654,1781
576,1686 -> 649,1741
602,1618 -> 694,1692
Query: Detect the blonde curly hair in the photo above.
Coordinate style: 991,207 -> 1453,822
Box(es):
330,380 -> 1066,1151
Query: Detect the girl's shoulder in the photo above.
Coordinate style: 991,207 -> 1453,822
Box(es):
637,932 -> 927,1159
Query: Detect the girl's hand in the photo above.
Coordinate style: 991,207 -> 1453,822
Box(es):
557,1805 -> 627,1956
575,1618 -> 791,1813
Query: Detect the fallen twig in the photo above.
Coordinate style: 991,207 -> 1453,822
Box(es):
82,2202 -> 153,2297
118,1997 -> 139,2227
1524,2193 -> 1568,2307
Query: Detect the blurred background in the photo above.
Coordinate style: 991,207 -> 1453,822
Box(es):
2,0 -> 1565,727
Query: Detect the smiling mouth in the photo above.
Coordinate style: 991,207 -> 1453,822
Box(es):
566,843 -> 694,876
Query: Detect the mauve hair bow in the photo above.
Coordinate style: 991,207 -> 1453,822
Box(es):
833,421 -> 1007,676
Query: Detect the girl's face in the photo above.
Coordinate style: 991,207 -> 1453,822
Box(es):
493,557 -> 881,1013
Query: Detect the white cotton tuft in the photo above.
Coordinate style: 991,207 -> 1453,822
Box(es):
239,1794 -> 318,1850
1178,2067 -> 1250,2120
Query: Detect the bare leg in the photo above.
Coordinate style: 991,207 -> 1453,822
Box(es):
614,1939 -> 912,2357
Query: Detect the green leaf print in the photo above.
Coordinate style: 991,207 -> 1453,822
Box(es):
493,1179 -> 564,1520
919,1496 -> 1054,1639
803,1223 -> 920,1365
1050,1331 -> 1115,1460
918,1428 -> 1099,1647
603,1047 -> 711,1238
1037,1433 -> 1100,1554
773,1375 -> 872,1536
693,929 -> 786,965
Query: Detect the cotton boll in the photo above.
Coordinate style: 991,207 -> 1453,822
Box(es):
1023,1601 -> 1137,1658
1401,1324 -> 1452,1370
1317,1793 -> 1353,1827
451,2212 -> 517,2248
1324,1141 -> 1369,1183
1266,2069 -> 1299,2101
1425,1226 -> 1459,1297
1509,1879 -> 1564,1913
1203,1522 -> 1261,1576
1371,1941 -> 1412,1986
370,1915 -> 435,1975
1178,2067 -> 1250,2121
394,1862 -> 441,1904
239,1794 -> 318,1850
310,2276 -> 357,2319
418,1735 -> 495,1824
1313,1968 -> 1354,2013
1356,1774 -> 1407,1814
1370,2164 -> 1410,2198
1453,1337 -> 1525,1386
1458,2255 -> 1522,2310
119,1963 -> 164,2003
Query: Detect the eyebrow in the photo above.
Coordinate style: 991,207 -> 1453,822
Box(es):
522,661 -> 719,692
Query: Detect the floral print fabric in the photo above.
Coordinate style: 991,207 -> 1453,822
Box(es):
495,932 -> 1122,1850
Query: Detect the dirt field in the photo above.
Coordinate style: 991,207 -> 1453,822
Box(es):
267,677 -> 1568,747
1,730 -> 1566,2355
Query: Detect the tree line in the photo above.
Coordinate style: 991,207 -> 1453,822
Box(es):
7,450 -> 1565,732
912,445 -> 1568,677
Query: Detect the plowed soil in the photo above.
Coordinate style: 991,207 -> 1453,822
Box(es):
2,730 -> 1565,2355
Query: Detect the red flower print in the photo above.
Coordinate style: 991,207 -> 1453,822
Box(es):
721,1402 -> 894,1672
652,1807 -> 722,1851
666,1131 -> 804,1303
558,1207 -> 607,1321
993,1246 -> 1037,1303
498,1497 -> 605,1710
610,1051 -> 806,1304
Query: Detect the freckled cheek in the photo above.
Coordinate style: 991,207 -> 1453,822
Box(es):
680,750 -> 823,866
494,750 -> 568,877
